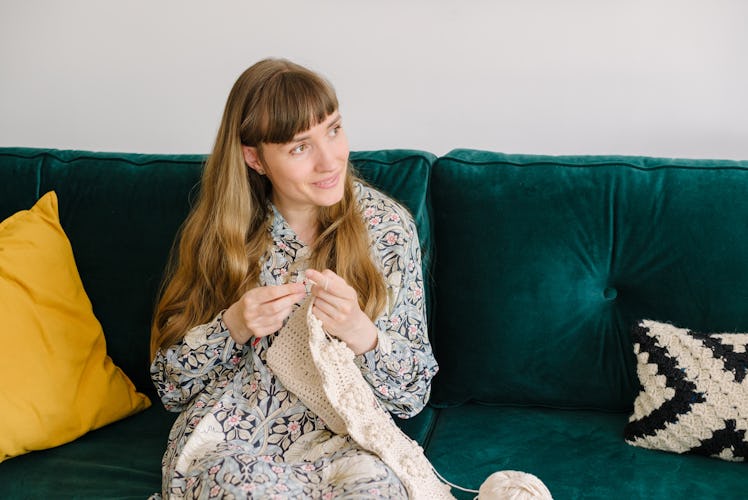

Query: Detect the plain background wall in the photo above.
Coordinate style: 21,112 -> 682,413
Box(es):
1,0 -> 746,159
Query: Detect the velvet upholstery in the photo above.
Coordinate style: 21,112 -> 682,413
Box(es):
0,404 -> 176,499
426,405 -> 747,500
2,146 -> 747,499
430,149 -> 748,411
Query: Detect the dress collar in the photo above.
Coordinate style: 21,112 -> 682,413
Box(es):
268,203 -> 310,261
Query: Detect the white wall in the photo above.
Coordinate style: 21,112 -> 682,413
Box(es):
1,0 -> 747,159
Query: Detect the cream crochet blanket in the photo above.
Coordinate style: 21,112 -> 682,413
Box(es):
266,297 -> 454,499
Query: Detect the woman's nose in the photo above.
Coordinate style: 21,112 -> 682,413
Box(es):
314,143 -> 337,172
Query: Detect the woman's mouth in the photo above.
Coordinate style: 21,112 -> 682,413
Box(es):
313,173 -> 339,189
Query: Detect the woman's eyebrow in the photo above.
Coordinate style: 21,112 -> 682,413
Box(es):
291,113 -> 342,142
327,113 -> 342,127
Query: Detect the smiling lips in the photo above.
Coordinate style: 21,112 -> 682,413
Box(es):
313,173 -> 340,189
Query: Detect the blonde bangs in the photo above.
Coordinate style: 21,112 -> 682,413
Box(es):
242,68 -> 338,146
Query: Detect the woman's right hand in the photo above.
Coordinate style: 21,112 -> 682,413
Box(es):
222,283 -> 306,345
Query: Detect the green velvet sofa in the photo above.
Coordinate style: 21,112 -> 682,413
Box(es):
0,147 -> 746,499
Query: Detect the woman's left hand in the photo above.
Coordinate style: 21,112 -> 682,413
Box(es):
305,268 -> 378,355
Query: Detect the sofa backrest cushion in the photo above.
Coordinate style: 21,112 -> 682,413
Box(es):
430,149 -> 748,411
0,149 -> 206,398
0,148 -> 435,398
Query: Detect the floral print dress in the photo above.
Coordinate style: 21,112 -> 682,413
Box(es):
150,182 -> 438,499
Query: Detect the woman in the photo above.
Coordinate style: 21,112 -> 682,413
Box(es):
150,58 -> 439,498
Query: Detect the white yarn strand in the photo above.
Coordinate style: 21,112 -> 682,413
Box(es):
432,467 -> 480,495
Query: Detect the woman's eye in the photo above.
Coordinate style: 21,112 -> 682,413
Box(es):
291,144 -> 307,154
329,125 -> 342,137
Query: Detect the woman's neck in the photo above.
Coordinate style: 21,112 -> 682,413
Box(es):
294,223 -> 318,246
274,202 -> 318,246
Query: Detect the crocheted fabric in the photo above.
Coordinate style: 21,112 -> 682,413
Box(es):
267,298 -> 453,499
624,320 -> 748,462
265,299 -> 347,436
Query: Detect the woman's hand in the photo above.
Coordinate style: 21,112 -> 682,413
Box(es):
222,283 -> 306,345
305,269 -> 378,355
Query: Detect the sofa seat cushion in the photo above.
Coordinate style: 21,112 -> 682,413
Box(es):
425,404 -> 746,500
394,404 -> 438,446
0,401 -> 433,498
0,405 -> 177,498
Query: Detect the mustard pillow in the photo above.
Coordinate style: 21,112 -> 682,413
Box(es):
0,191 -> 151,462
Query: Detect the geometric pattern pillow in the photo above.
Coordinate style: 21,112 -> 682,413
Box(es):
624,319 -> 748,462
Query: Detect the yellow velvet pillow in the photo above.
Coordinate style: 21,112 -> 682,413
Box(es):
0,191 -> 151,462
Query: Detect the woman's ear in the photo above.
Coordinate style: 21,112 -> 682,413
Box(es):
242,146 -> 266,175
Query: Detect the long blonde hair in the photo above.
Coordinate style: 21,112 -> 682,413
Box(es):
151,59 -> 386,360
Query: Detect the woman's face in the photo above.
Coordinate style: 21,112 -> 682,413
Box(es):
243,112 -> 349,219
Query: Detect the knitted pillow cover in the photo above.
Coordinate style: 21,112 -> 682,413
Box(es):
624,320 -> 748,462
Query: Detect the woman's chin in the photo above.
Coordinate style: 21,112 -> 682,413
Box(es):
317,193 -> 344,208
314,185 -> 345,207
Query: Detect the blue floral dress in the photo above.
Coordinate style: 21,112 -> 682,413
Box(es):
150,182 -> 438,499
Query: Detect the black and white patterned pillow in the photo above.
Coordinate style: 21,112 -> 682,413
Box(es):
624,319 -> 748,462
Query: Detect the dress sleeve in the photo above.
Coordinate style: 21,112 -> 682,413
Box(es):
354,212 -> 439,418
150,313 -> 246,412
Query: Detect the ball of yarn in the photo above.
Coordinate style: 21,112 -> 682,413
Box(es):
478,470 -> 553,500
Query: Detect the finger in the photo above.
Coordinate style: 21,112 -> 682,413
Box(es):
311,281 -> 357,311
305,269 -> 336,290
304,269 -> 323,290
250,319 -> 286,338
265,290 -> 307,312
306,269 -> 342,295
311,294 -> 348,323
304,269 -> 325,282
250,302 -> 298,337
310,304 -> 336,334
242,291 -> 304,336
254,282 -> 306,303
